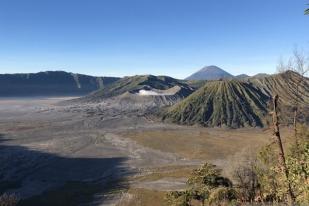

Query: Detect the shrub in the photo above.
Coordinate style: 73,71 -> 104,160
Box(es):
165,191 -> 192,206
255,125 -> 309,204
166,163 -> 235,206
226,147 -> 260,202
0,193 -> 18,206
286,142 -> 309,204
208,187 -> 237,205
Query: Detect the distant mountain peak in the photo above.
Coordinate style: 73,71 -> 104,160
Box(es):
235,74 -> 250,79
200,65 -> 222,71
186,65 -> 234,80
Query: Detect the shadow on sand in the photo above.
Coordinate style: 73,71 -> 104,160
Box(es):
0,134 -> 132,206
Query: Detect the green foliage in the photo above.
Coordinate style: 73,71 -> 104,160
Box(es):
255,126 -> 309,204
186,163 -> 222,204
166,163 -> 234,206
286,142 -> 309,204
187,163 -> 232,189
164,71 -> 309,128
166,126 -> 309,205
87,75 -> 192,100
184,80 -> 208,89
208,187 -> 237,205
164,80 -> 269,128
165,191 -> 192,206
256,144 -> 283,201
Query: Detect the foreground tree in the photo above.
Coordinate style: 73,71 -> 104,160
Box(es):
257,127 -> 309,204
271,95 -> 295,204
166,163 -> 235,206
187,163 -> 233,205
287,140 -> 309,204
165,191 -> 192,206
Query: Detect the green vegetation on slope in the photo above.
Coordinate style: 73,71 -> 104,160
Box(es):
81,75 -> 194,102
163,80 -> 270,128
249,70 -> 309,106
164,71 -> 309,128
184,79 -> 208,90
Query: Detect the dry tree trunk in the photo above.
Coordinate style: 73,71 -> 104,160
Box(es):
293,73 -> 301,149
292,50 -> 309,149
293,108 -> 298,148
272,95 -> 295,205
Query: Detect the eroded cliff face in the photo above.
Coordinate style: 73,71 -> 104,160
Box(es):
0,71 -> 120,96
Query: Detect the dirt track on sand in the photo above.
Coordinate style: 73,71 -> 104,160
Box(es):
0,97 -> 200,205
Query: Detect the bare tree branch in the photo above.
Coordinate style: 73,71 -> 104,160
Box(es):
272,95 -> 295,204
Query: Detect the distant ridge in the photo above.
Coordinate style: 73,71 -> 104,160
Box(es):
251,73 -> 269,78
77,75 -> 194,104
235,74 -> 250,79
0,71 -> 120,96
185,65 -> 234,80
164,71 -> 309,128
249,70 -> 309,106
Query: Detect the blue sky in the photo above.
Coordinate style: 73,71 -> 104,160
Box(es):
0,0 -> 308,78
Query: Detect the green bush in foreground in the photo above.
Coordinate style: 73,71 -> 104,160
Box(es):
165,163 -> 235,206
257,126 -> 309,204
166,126 -> 309,206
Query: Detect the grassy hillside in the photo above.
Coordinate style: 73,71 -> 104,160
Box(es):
163,71 -> 309,128
80,75 -> 194,102
163,80 -> 269,128
249,70 -> 309,106
184,79 -> 208,89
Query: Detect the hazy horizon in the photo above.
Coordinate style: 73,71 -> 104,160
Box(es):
0,66 -> 275,79
1,0 -> 308,79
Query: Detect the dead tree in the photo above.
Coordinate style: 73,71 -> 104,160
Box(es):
292,50 -> 308,149
272,95 -> 295,205
276,50 -> 309,149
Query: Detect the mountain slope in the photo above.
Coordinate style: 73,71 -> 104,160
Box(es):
78,75 -> 195,104
249,70 -> 309,106
186,66 -> 234,80
164,71 -> 309,128
163,80 -> 269,128
251,73 -> 269,79
0,71 -> 120,96
235,74 -> 250,80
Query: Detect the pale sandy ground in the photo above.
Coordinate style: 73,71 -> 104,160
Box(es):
0,97 -> 194,205
0,97 -> 287,205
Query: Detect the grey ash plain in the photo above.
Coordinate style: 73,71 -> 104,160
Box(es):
0,97 -> 199,205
